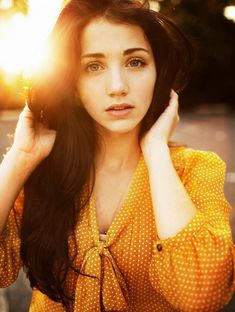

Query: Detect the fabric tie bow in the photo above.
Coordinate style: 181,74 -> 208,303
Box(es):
74,241 -> 129,311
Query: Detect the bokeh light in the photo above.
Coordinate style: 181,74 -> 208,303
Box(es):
149,0 -> 160,12
223,5 -> 235,23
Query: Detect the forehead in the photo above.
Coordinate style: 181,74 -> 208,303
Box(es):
80,18 -> 151,54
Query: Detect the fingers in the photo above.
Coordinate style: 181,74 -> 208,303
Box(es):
169,90 -> 178,107
170,89 -> 178,98
168,89 -> 180,121
21,103 -> 44,125
20,102 -> 32,115
24,102 -> 31,111
162,91 -> 178,116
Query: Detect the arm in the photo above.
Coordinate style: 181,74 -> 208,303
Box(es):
0,148 -> 38,233
0,104 -> 56,233
146,142 -> 197,240
0,189 -> 24,287
141,91 -> 196,239
0,105 -> 56,286
0,143 -> 37,286
148,149 -> 235,312
141,92 -> 235,311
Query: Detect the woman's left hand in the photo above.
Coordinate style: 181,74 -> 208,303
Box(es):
140,90 -> 180,159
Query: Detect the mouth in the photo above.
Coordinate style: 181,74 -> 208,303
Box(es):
106,103 -> 134,111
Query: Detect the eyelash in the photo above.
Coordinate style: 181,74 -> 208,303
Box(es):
85,63 -> 103,72
127,58 -> 146,68
84,57 -> 147,72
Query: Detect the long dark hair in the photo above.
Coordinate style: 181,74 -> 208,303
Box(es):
20,0 -> 194,308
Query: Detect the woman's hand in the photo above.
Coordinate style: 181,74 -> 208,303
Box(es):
140,90 -> 179,161
11,104 -> 56,165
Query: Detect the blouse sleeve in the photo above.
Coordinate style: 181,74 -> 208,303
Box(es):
0,190 -> 23,287
149,149 -> 235,312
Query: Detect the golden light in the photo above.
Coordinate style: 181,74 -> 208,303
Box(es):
0,0 -> 13,10
149,0 -> 161,12
0,13 -> 28,75
223,5 -> 235,23
0,0 -> 63,76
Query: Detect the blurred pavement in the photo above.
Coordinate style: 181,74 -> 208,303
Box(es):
0,105 -> 235,311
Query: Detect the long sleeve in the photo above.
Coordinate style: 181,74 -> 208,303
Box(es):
149,149 -> 235,312
0,190 -> 23,287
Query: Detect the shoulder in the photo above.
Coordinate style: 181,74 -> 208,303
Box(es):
169,145 -> 226,177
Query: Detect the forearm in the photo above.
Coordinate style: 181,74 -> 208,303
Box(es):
0,147 -> 37,233
149,213 -> 234,312
148,147 -> 235,311
146,143 -> 197,240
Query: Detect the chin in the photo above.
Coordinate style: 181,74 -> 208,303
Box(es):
102,123 -> 140,136
95,118 -> 142,136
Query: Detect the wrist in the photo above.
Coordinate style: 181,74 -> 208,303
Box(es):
143,141 -> 170,166
6,146 -> 39,172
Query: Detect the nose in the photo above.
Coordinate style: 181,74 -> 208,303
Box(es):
107,67 -> 128,97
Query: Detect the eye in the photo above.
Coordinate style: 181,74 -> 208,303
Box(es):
85,62 -> 103,72
127,58 -> 146,68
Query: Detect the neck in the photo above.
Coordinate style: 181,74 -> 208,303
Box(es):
95,127 -> 142,173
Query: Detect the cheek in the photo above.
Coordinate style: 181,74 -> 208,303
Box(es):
77,88 -> 100,118
139,75 -> 156,108
76,81 -> 90,107
148,71 -> 157,100
77,77 -> 101,104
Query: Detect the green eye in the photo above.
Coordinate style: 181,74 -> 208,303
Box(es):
87,63 -> 102,72
128,58 -> 145,68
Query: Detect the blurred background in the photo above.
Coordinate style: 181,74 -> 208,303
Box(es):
0,0 -> 234,311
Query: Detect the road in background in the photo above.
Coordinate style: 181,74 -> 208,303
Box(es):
0,107 -> 234,311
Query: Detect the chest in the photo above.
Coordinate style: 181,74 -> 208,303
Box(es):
94,170 -> 134,234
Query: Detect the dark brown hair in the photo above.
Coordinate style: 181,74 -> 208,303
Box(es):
20,0 -> 194,308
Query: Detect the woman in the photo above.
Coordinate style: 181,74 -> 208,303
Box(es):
0,0 -> 234,311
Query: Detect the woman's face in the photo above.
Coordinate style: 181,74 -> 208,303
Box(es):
76,18 -> 157,135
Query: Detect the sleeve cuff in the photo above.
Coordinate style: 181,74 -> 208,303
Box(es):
153,210 -> 207,255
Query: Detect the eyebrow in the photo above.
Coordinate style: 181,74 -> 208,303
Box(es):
81,47 -> 150,59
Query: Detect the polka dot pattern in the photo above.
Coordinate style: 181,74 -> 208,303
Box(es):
1,147 -> 235,312
149,148 -> 235,311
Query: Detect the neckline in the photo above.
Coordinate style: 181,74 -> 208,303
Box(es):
99,233 -> 107,241
90,153 -> 144,242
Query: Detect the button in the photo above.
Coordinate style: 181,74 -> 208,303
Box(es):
156,244 -> 163,252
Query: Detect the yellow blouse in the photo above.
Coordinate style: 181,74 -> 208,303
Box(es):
1,146 -> 235,312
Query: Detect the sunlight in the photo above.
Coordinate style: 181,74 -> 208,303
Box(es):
0,0 -> 13,9
0,0 -> 63,76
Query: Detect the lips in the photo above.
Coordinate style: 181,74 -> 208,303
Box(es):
106,103 -> 134,111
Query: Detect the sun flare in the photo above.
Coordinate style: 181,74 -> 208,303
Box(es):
0,0 -> 63,76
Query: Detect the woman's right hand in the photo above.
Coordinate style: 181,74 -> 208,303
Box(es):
11,104 -> 57,165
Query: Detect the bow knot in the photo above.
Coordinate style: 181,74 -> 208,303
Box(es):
74,244 -> 129,311
97,241 -> 107,256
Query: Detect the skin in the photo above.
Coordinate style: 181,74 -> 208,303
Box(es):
76,18 -> 180,170
74,18 -> 194,236
1,16 -> 230,312
0,18 -> 196,240
76,18 -> 157,137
